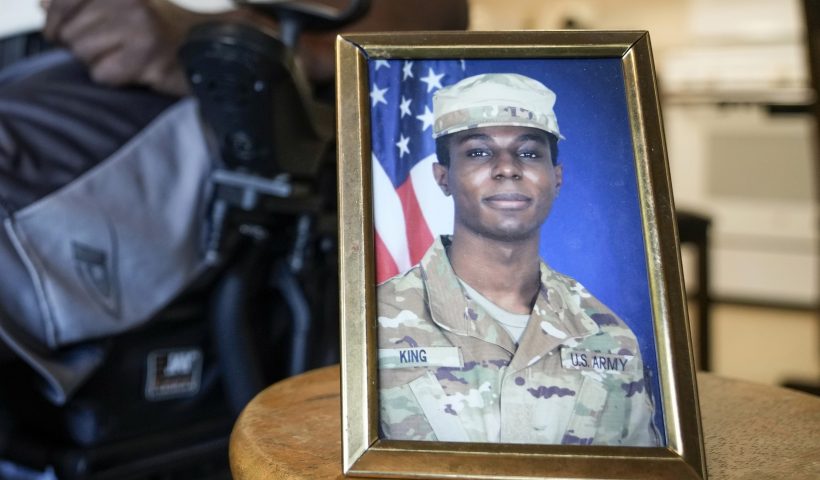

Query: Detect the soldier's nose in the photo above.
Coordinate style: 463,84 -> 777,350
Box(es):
492,152 -> 522,179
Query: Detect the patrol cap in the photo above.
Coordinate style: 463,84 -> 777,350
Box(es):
432,73 -> 563,140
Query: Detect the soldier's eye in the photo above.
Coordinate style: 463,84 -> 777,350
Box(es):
518,150 -> 540,159
466,149 -> 491,158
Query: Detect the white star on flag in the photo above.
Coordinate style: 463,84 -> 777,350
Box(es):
420,68 -> 444,92
416,106 -> 435,131
396,134 -> 410,158
402,61 -> 414,80
399,96 -> 412,117
370,83 -> 388,107
374,60 -> 391,70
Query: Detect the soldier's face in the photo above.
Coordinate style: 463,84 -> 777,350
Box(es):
434,125 -> 562,242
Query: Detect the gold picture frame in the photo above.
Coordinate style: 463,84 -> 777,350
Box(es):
336,30 -> 705,479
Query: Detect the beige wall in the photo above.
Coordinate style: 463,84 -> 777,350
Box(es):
469,0 -> 690,56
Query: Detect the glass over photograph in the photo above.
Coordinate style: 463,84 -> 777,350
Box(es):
371,58 -> 665,447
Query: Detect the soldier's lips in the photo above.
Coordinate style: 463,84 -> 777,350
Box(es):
482,193 -> 532,210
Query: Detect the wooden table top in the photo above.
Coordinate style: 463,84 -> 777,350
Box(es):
230,364 -> 820,479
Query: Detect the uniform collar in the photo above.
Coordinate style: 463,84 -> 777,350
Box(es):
421,236 -> 600,361
421,236 -> 517,353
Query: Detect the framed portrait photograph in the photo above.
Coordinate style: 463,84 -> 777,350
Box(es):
337,31 -> 705,479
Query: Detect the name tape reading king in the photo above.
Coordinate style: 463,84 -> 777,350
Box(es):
379,347 -> 463,369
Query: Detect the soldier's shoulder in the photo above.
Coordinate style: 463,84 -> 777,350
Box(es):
545,267 -> 591,295
376,266 -> 443,348
378,266 -> 425,301
545,267 -> 640,349
376,265 -> 430,322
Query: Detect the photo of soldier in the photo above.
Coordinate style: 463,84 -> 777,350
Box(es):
376,72 -> 662,446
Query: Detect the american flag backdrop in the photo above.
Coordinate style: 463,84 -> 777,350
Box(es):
369,59 -> 467,283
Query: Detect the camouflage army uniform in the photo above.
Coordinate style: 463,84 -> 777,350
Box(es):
378,236 -> 661,446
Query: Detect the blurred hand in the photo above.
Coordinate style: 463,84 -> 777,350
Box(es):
40,0 -> 468,95
42,0 -> 206,96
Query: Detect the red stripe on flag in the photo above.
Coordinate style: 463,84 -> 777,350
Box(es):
395,178 -> 434,265
374,231 -> 400,284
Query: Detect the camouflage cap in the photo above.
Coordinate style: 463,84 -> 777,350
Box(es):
432,73 -> 563,139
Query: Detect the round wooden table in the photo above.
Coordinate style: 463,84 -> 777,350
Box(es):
230,365 -> 820,479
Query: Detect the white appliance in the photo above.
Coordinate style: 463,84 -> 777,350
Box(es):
661,0 -> 818,307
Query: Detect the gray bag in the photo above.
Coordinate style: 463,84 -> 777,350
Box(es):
0,98 -> 212,403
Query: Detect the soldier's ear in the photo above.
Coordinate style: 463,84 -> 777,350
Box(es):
433,162 -> 451,196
